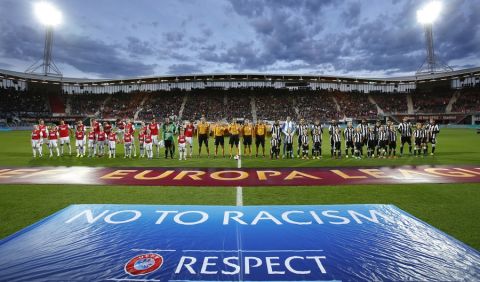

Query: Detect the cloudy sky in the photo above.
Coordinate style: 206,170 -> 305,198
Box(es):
0,0 -> 478,79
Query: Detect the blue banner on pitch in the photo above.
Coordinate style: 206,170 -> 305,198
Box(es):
0,205 -> 479,281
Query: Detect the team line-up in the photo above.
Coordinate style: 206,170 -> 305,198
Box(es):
30,116 -> 440,160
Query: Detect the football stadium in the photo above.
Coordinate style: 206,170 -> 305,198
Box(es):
0,0 -> 479,281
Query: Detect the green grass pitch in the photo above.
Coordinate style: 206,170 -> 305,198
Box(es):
0,128 -> 479,249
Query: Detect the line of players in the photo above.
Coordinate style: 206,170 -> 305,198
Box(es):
30,116 -> 439,160
324,117 -> 440,159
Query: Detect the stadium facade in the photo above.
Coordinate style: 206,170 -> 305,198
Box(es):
1,67 -> 479,94
0,67 -> 479,125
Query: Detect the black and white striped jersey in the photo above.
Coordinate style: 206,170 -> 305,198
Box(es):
414,129 -> 425,139
301,135 -> 309,145
367,131 -> 376,142
328,124 -> 339,136
343,127 -> 355,141
357,123 -> 369,138
271,138 -> 279,147
373,125 -> 381,139
332,132 -> 341,143
313,133 -> 321,143
378,130 -> 388,141
298,124 -> 309,137
426,124 -> 440,139
285,134 -> 293,144
271,125 -> 282,139
388,129 -> 397,142
398,122 -> 412,137
311,124 -> 323,136
353,132 -> 363,143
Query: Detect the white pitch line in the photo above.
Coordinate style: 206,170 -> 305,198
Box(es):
236,145 -> 243,206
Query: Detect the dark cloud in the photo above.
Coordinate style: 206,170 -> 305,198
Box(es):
0,21 -> 156,78
167,63 -> 203,74
342,1 -> 361,27
126,36 -> 156,57
221,0 -> 479,74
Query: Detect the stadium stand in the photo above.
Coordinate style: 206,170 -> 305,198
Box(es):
369,92 -> 409,114
411,89 -> 453,113
0,86 -> 50,117
1,82 -> 479,125
452,88 -> 480,113
255,88 -> 297,122
138,90 -> 184,121
334,91 -> 378,119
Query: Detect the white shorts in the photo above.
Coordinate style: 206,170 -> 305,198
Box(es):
31,140 -> 40,148
124,142 -> 132,148
185,137 -> 193,145
139,142 -> 144,149
60,137 -> 70,144
76,140 -> 85,147
97,140 -> 105,147
145,143 -> 153,150
88,140 -> 95,147
39,138 -> 44,145
178,143 -> 186,151
109,141 -> 116,149
49,140 -> 58,147
152,135 -> 159,145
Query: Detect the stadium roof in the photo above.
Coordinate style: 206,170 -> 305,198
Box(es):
1,67 -> 479,86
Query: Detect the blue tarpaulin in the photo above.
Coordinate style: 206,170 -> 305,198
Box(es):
0,204 -> 479,281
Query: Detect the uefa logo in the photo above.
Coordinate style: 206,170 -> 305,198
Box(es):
125,253 -> 163,276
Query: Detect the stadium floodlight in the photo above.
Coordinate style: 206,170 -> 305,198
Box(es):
416,1 -> 442,24
25,2 -> 63,77
34,2 -> 62,26
416,1 -> 452,75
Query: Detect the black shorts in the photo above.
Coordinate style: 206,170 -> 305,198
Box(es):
255,135 -> 265,146
389,141 -> 397,149
314,142 -> 321,150
368,140 -> 376,150
198,134 -> 208,147
430,138 -> 436,144
229,135 -> 239,146
214,136 -> 224,146
243,136 -> 252,146
286,143 -> 293,151
165,139 -> 172,147
334,142 -> 341,150
415,137 -> 422,146
379,140 -> 387,148
401,136 -> 412,145
346,141 -> 354,148
355,142 -> 363,151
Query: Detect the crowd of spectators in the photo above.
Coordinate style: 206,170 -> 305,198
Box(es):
255,88 -> 297,122
411,89 -> 452,113
451,88 -> 480,113
0,87 -> 49,116
334,91 -> 378,119
370,92 -> 408,114
139,90 -> 184,121
295,90 -> 342,122
182,89 -> 228,121
2,86 -> 479,125
66,94 -> 106,116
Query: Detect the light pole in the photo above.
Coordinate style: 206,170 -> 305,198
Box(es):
416,1 -> 452,75
25,2 -> 63,77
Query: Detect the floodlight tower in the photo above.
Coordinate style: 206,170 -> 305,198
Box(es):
416,1 -> 453,75
25,2 -> 63,77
